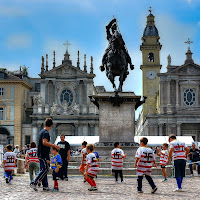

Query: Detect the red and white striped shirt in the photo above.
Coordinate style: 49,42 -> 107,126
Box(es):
4,152 -> 16,171
26,148 -> 40,163
81,148 -> 87,165
135,147 -> 155,176
170,140 -> 187,160
159,150 -> 168,166
87,152 -> 99,177
111,148 -> 124,170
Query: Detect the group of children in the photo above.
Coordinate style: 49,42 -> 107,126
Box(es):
3,135 -> 187,193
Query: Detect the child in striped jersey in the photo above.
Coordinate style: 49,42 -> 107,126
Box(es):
25,142 -> 40,183
84,144 -> 99,191
111,142 -> 127,184
3,144 -> 16,184
157,143 -> 168,182
79,141 -> 87,182
135,137 -> 157,194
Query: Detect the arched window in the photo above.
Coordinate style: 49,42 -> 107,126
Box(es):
184,89 -> 195,106
148,52 -> 154,62
60,89 -> 73,106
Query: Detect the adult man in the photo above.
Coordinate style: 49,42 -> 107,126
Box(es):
57,134 -> 70,181
30,118 -> 59,191
166,134 -> 189,192
188,143 -> 200,176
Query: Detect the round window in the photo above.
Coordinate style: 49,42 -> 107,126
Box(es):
183,89 -> 195,106
60,89 -> 73,106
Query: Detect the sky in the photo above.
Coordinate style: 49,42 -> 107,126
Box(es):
0,0 -> 200,118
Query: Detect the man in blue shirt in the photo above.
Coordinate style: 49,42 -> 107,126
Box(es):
30,118 -> 60,191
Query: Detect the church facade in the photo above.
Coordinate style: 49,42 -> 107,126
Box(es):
136,12 -> 200,141
30,48 -> 99,143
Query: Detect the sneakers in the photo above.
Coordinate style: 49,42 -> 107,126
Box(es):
5,177 -> 9,184
51,188 -> 59,192
64,177 -> 68,181
38,182 -> 41,187
138,190 -> 143,193
121,180 -> 126,184
43,187 -> 50,191
151,187 -> 157,194
190,174 -> 194,177
115,181 -> 119,184
30,183 -> 38,191
162,178 -> 167,182
173,188 -> 183,192
88,186 -> 98,191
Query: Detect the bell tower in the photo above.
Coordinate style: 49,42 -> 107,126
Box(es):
140,9 -> 162,121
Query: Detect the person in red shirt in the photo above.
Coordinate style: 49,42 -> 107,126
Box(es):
25,142 -> 40,183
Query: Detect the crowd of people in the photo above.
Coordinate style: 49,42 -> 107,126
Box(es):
2,117 -> 200,193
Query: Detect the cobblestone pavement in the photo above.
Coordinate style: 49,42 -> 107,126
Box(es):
1,168 -> 200,200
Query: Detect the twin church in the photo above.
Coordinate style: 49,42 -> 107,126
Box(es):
1,11 -> 200,147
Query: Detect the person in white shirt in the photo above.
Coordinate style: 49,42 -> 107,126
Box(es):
166,134 -> 189,192
111,142 -> 127,183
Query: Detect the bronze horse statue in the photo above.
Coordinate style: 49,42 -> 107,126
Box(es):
100,18 -> 134,92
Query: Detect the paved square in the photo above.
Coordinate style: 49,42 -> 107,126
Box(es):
1,169 -> 200,200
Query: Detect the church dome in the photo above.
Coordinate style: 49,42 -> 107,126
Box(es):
143,13 -> 159,37
143,25 -> 159,37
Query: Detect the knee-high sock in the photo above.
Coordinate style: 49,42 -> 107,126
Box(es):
54,180 -> 58,189
86,178 -> 94,186
176,177 -> 182,189
92,179 -> 96,187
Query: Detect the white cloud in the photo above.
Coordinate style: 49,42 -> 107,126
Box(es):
0,6 -> 28,17
187,0 -> 192,4
6,34 -> 32,49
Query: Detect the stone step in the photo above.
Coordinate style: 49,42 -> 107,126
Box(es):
68,161 -> 166,168
65,167 -> 190,176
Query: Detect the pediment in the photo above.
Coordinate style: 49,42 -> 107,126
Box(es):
168,63 -> 200,75
43,63 -> 87,77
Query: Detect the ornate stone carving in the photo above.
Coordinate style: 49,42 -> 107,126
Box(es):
71,103 -> 80,115
33,94 -> 42,106
178,66 -> 200,75
50,102 -> 58,115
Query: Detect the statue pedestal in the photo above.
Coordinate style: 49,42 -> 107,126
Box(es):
92,92 -> 141,156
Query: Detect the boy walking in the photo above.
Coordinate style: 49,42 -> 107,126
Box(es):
84,144 -> 99,191
30,118 -> 60,191
25,142 -> 40,183
111,142 -> 127,183
135,137 -> 157,193
51,147 -> 62,191
166,134 -> 189,192
157,143 -> 168,181
3,144 -> 16,184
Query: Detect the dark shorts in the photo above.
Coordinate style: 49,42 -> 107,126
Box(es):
161,165 -> 166,169
52,170 -> 60,180
174,159 -> 186,178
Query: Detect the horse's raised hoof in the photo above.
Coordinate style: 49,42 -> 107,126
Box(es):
100,65 -> 105,71
130,65 -> 134,70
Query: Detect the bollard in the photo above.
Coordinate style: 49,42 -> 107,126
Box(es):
17,155 -> 25,174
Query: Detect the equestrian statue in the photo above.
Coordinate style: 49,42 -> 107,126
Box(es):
100,18 -> 134,92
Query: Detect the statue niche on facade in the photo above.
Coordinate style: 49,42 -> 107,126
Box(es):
100,18 -> 134,92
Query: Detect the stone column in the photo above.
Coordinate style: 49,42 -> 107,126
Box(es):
94,124 -> 99,136
154,125 -> 158,136
176,80 -> 179,108
49,124 -> 56,143
78,124 -> 82,136
159,124 -> 163,136
82,123 -> 88,136
32,125 -> 38,142
159,81 -> 164,114
167,79 -> 172,114
177,123 -> 181,136
89,123 -> 95,136
74,123 -> 78,136
167,123 -> 171,136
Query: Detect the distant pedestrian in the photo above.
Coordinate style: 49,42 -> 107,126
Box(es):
51,147 -> 62,191
187,143 -> 200,176
157,143 -> 168,181
111,142 -> 127,184
134,137 -> 157,194
166,134 -> 189,192
3,144 -> 16,184
79,141 -> 87,181
30,118 -> 60,191
25,142 -> 40,183
84,144 -> 99,191
57,134 -> 70,181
